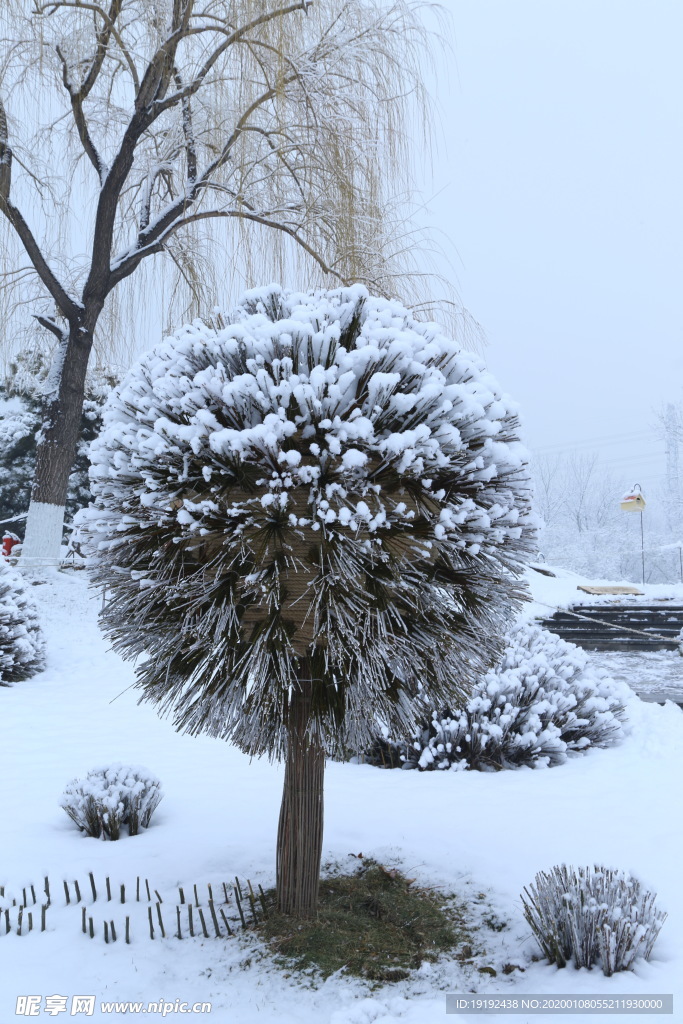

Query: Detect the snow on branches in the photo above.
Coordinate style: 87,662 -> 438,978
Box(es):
0,560 -> 46,685
78,285 -> 536,757
369,621 -> 631,772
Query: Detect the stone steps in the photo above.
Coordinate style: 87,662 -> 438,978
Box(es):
539,604 -> 683,653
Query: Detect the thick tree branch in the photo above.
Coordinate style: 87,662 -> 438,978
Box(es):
105,68 -> 299,301
82,0 -> 195,306
80,0 -> 126,97
0,199 -> 81,321
56,45 -> 106,181
34,315 -> 68,340
174,68 -> 197,185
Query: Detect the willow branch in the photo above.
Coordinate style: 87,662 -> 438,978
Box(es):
109,207 -> 345,290
0,95 -> 80,320
154,0 -> 311,113
35,0 -> 140,89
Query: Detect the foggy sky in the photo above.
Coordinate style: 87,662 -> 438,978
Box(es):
424,0 -> 683,500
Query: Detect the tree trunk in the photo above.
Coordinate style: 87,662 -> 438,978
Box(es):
276,670 -> 325,918
20,324 -> 93,567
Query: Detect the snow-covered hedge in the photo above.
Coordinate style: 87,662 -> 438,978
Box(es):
61,764 -> 163,840
0,560 -> 46,685
366,623 -> 631,771
521,864 -> 667,975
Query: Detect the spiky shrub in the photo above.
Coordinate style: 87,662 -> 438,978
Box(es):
376,623 -> 630,771
61,764 -> 163,840
0,560 -> 46,685
521,865 -> 667,976
78,284 -> 535,915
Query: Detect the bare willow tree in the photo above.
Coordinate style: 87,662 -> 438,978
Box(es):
0,0 -> 455,564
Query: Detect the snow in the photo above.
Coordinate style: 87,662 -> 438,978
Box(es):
1,570 -> 681,1022
522,562 -> 683,622
19,500 -> 67,568
84,286 -> 535,562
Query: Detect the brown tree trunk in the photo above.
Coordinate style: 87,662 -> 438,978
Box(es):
276,669 -> 325,918
20,321 -> 94,564
32,326 -> 93,507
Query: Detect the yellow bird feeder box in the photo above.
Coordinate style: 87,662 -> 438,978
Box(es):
620,489 -> 646,512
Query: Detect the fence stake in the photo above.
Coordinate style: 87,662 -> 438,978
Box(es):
208,900 -> 221,937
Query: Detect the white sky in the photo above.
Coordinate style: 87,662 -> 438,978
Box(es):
421,0 -> 683,498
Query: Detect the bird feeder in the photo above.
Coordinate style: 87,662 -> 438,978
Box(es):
620,484 -> 646,584
620,487 -> 646,512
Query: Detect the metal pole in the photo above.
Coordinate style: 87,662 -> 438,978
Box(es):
640,510 -> 645,584
679,545 -> 682,585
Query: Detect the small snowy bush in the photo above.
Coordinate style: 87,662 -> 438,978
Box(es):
521,865 -> 667,975
61,764 -> 163,840
0,560 -> 46,685
367,622 -> 630,771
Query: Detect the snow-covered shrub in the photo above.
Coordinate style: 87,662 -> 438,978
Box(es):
77,284 -> 536,757
0,560 -> 46,685
368,622 -> 629,771
0,350 -> 117,537
521,865 -> 667,975
61,764 -> 162,840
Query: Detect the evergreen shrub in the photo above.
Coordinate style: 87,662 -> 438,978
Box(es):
0,560 -> 46,685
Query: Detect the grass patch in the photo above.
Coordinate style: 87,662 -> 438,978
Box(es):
257,859 -> 472,982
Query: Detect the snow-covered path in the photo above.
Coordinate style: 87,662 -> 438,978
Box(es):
1,571 -> 682,1023
589,650 -> 683,704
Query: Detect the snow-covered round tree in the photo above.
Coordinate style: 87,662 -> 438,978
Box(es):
0,560 -> 46,685
79,285 -> 535,916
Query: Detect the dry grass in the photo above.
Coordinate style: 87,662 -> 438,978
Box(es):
257,859 -> 472,982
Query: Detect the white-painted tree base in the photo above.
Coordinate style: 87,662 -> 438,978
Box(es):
19,501 -> 66,569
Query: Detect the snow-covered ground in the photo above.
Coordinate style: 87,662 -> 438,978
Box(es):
588,651 -> 683,705
523,562 -> 683,621
1,569 -> 682,1023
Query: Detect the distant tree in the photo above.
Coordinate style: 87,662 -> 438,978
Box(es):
0,0 -> 451,565
0,351 -> 115,538
532,450 -> 680,583
78,285 -> 535,917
